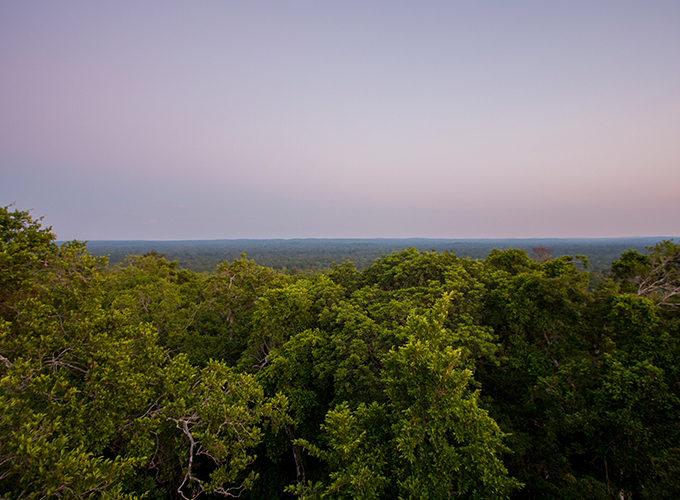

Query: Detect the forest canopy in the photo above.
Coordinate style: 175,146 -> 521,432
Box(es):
1,205 -> 679,499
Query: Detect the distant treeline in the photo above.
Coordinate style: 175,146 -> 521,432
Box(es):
5,205 -> 680,499
81,237 -> 677,274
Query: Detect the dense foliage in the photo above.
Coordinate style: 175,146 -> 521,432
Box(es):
1,205 -> 679,499
84,238 -> 665,275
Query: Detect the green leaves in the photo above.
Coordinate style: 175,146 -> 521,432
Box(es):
4,208 -> 679,499
161,356 -> 289,500
382,298 -> 518,500
0,205 -> 58,317
612,240 -> 680,306
291,401 -> 390,500
0,209 -> 292,499
288,296 -> 517,500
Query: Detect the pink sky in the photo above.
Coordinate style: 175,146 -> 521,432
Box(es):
1,1 -> 679,240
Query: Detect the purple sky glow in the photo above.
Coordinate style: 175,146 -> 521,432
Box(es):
1,1 -> 679,240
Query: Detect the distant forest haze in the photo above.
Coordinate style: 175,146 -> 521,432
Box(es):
81,236 -> 676,276
3,205 -> 680,499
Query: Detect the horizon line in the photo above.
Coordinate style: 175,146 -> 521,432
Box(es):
56,236 -> 680,244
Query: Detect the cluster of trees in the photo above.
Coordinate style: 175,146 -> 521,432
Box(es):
85,238 -> 664,275
1,205 -> 679,499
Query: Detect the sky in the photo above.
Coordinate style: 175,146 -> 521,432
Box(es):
1,0 -> 679,240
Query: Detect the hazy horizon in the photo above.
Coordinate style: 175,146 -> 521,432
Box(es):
61,236 -> 678,244
2,1 -> 679,240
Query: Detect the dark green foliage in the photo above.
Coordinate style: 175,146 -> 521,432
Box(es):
0,206 -> 289,499
478,248 -> 680,499
3,206 -> 679,499
0,206 -> 58,312
611,249 -> 652,285
85,237 -> 672,274
612,240 -> 680,307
